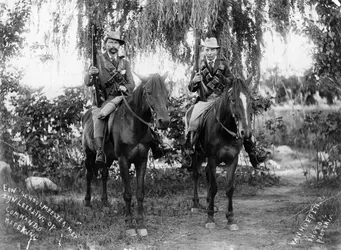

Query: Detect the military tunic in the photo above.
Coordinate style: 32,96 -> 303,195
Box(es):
186,57 -> 233,133
84,52 -> 135,138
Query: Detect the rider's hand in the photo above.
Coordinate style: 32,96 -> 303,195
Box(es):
89,66 -> 99,75
119,85 -> 127,92
192,72 -> 202,83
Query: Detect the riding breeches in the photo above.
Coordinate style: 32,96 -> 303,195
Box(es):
186,99 -> 215,134
91,106 -> 105,138
91,96 -> 123,138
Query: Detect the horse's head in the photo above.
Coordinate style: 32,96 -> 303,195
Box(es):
140,73 -> 170,130
227,75 -> 253,139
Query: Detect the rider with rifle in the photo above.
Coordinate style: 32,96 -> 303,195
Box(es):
182,36 -> 269,170
84,30 -> 169,164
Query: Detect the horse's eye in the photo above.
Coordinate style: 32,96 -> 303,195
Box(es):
230,99 -> 235,104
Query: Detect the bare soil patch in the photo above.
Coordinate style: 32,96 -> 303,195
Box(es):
1,151 -> 340,250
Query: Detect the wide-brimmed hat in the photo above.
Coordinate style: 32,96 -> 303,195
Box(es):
103,31 -> 125,45
202,37 -> 220,49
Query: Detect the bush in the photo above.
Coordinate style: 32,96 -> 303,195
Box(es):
7,86 -> 86,185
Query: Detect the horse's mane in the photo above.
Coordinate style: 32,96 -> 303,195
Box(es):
213,77 -> 250,112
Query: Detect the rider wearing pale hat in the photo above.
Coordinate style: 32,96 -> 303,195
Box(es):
182,36 -> 269,170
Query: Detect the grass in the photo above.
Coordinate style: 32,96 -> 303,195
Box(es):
254,102 -> 341,148
1,164 -> 280,249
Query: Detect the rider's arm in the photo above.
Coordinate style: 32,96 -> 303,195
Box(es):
217,61 -> 234,86
84,65 -> 99,87
84,73 -> 93,87
188,70 -> 201,92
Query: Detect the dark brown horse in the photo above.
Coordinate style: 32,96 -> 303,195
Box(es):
82,73 -> 170,236
187,76 -> 253,230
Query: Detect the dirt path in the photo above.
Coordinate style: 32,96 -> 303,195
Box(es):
1,151 -> 340,250
110,156 -> 340,250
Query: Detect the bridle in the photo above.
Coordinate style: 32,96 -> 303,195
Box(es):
120,82 -> 163,140
120,85 -> 155,127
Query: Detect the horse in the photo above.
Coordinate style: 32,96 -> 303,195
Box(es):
187,75 -> 253,230
81,73 -> 170,236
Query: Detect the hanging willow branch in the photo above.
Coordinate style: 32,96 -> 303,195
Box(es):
30,0 -> 308,80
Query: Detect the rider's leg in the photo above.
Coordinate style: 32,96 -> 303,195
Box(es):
92,106 -> 106,164
98,96 -> 123,119
181,115 -> 199,169
243,135 -> 270,168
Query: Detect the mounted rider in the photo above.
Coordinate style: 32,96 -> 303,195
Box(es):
84,31 -> 168,164
182,37 -> 270,169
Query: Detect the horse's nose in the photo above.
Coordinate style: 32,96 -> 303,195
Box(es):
240,130 -> 245,138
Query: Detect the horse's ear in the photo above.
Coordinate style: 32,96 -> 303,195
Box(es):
134,71 -> 149,82
161,71 -> 169,82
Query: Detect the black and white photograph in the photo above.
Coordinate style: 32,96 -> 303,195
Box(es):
0,0 -> 340,249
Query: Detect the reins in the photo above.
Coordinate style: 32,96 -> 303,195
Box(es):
213,87 -> 239,139
120,91 -> 160,140
121,92 -> 153,128
214,105 -> 239,139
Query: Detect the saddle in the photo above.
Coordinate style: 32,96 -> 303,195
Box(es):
185,105 -> 212,154
102,104 -> 120,143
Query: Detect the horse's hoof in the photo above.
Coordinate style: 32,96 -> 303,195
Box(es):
205,222 -> 216,229
227,224 -> 239,231
126,228 -> 138,237
137,228 -> 148,237
191,208 -> 200,213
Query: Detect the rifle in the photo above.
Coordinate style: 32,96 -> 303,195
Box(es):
91,24 -> 104,107
193,29 -> 206,102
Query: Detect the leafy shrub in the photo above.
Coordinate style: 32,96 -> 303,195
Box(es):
163,95 -> 194,165
297,110 -> 341,180
8,86 -> 86,185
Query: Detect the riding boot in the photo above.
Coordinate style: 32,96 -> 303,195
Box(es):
150,135 -> 172,160
244,136 -> 270,169
94,137 -> 106,164
181,131 -> 196,170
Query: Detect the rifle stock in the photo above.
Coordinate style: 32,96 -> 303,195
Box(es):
91,24 -> 103,107
193,30 -> 206,102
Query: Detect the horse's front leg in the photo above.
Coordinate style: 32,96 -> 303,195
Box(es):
225,157 -> 239,231
101,160 -> 113,207
84,154 -> 95,207
134,155 -> 148,236
118,156 -> 135,235
191,154 -> 205,212
205,157 -> 218,229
